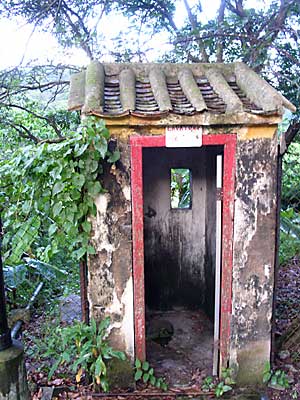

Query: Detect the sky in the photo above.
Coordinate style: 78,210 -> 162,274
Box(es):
0,0 -> 220,69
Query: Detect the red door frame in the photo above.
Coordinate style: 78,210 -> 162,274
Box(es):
130,133 -> 236,369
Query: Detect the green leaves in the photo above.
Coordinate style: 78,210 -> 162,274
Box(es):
134,369 -> 143,381
263,362 -> 290,389
87,181 -> 102,197
201,369 -> 235,397
215,382 -> 232,397
94,136 -> 108,159
107,150 -> 120,163
142,361 -> 149,371
52,181 -> 65,196
53,201 -> 63,217
82,221 -> 92,233
134,358 -> 168,391
44,317 -> 126,392
6,216 -> 41,265
1,116 -> 117,267
72,173 -> 85,189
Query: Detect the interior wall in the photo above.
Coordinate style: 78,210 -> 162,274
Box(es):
143,146 -> 220,315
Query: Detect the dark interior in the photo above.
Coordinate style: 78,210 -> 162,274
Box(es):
143,146 -> 222,318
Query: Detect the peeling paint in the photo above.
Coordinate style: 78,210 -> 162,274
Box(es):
121,277 -> 134,357
84,126 -> 279,386
233,138 -> 277,268
86,140 -> 135,365
105,277 -> 134,357
264,264 -> 270,279
122,185 -> 131,202
230,136 -> 278,383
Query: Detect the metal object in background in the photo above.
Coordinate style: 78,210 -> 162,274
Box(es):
80,258 -> 89,324
0,215 -> 12,351
11,282 -> 44,339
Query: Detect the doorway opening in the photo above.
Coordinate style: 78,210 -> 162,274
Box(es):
130,134 -> 235,384
142,146 -> 222,385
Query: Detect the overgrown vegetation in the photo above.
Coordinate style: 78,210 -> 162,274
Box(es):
0,2 -> 299,275
25,313 -> 127,391
4,257 -> 69,310
1,116 -> 119,265
0,0 -> 300,396
280,140 -> 300,265
1,116 -> 119,307
43,317 -> 126,391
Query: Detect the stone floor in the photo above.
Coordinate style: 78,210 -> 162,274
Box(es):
146,308 -> 214,386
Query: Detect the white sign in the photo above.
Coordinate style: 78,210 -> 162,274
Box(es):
166,127 -> 202,147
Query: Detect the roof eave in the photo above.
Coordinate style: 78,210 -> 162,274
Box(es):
85,110 -> 283,127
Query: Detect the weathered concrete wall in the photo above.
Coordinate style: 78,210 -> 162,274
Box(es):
143,147 -> 219,315
88,138 -> 135,359
230,135 -> 278,384
86,121 -> 279,385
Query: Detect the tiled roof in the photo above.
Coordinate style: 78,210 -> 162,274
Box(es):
68,62 -> 295,118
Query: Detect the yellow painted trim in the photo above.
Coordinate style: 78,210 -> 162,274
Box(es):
238,126 -> 277,140
108,125 -> 278,141
109,126 -> 166,140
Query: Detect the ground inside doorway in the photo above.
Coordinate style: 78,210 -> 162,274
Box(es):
146,308 -> 214,387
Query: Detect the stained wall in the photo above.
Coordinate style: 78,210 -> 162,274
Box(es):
230,133 -> 278,384
87,138 -> 135,359
143,146 -> 220,317
86,124 -> 279,385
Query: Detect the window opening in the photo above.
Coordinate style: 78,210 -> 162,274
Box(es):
170,168 -> 191,209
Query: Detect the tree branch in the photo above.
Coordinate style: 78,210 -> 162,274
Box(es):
272,45 -> 300,68
4,104 -> 63,138
216,0 -> 226,62
156,0 -> 178,33
61,1 -> 94,60
285,122 -> 300,148
173,31 -> 251,45
182,0 -> 208,62
6,122 -> 40,143
226,0 -> 247,18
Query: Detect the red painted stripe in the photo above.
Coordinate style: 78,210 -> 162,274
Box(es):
130,142 -> 146,361
220,136 -> 236,367
130,135 -> 165,147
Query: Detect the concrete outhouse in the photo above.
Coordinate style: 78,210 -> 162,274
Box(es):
68,61 -> 295,384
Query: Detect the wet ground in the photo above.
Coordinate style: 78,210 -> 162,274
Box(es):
146,308 -> 214,386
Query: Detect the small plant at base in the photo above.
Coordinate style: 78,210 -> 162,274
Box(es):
214,381 -> 233,398
201,376 -> 215,392
263,361 -> 289,389
201,368 -> 234,397
134,359 -> 168,391
44,317 -> 126,392
221,367 -> 235,385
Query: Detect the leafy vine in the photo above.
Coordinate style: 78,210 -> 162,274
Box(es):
0,116 -> 119,266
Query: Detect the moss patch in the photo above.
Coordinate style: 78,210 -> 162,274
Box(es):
236,341 -> 269,385
106,358 -> 134,390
